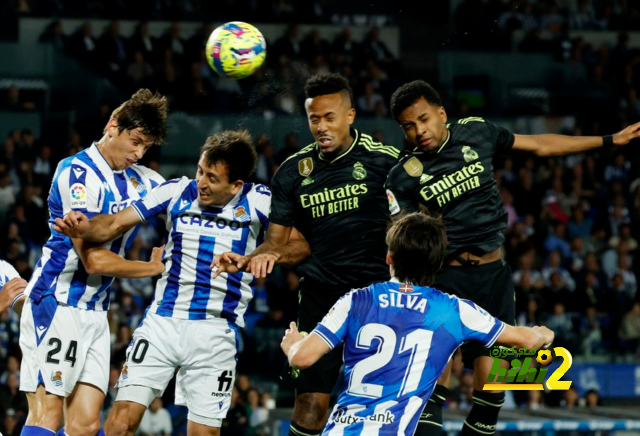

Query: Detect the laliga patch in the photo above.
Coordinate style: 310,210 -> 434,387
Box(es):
69,183 -> 87,208
386,189 -> 400,215
403,157 -> 423,177
298,157 -> 314,177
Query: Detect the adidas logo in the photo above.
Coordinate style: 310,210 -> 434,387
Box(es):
420,173 -> 433,184
301,177 -> 315,186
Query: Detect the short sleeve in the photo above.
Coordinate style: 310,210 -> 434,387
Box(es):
384,163 -> 419,216
488,120 -> 515,154
268,167 -> 296,227
458,299 -> 505,348
1,261 -> 20,282
131,178 -> 183,222
311,291 -> 354,349
58,165 -> 103,218
252,184 -> 272,230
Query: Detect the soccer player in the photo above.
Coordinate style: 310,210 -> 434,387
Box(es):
281,211 -> 555,436
0,259 -> 27,314
19,89 -> 168,436
385,80 -> 640,436
214,73 -> 401,436
53,130 -> 308,436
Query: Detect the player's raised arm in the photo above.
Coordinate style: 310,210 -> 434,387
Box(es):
495,324 -> 554,351
512,121 -> 640,157
54,207 -> 142,243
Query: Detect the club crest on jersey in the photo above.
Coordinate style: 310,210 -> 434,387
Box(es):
420,173 -> 433,184
69,183 -> 87,208
462,146 -> 479,162
352,162 -> 367,180
121,364 -> 128,380
129,176 -> 147,195
399,283 -> 414,293
403,156 -> 423,177
299,157 -> 313,177
51,371 -> 63,387
234,206 -> 250,222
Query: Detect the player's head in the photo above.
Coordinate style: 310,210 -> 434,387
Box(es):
197,130 -> 257,207
385,211 -> 447,286
102,89 -> 168,170
390,81 -> 448,152
304,73 -> 355,158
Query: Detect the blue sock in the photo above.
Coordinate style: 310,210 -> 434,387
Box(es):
55,429 -> 67,436
96,430 -> 105,436
21,426 -> 56,436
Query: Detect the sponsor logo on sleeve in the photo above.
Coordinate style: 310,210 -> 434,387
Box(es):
69,183 -> 87,208
386,189 -> 400,215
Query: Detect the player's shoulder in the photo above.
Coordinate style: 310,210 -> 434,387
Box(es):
277,143 -> 317,171
130,164 -> 166,187
245,183 -> 272,198
357,131 -> 401,163
450,117 -> 505,138
386,152 -> 423,185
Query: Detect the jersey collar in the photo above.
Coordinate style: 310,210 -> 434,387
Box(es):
88,142 -> 121,174
316,128 -> 359,163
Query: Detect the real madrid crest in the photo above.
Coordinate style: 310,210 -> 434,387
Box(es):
298,157 -> 313,177
352,162 -> 367,180
403,156 -> 423,177
462,145 -> 479,162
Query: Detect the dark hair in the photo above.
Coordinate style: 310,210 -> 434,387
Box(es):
390,80 -> 442,120
200,130 -> 257,182
385,211 -> 447,286
106,89 -> 168,145
305,73 -> 354,108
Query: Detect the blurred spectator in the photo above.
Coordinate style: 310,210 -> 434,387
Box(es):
618,302 -> 640,356
222,387 -> 249,435
39,20 -> 67,51
0,408 -> 22,436
247,388 -> 269,435
0,372 -> 28,416
139,397 -> 172,436
0,86 -> 36,111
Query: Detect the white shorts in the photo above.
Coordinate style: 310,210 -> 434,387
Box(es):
19,296 -> 110,397
116,312 -> 239,420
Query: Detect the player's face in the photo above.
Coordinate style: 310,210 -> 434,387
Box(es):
195,155 -> 243,207
103,119 -> 154,170
305,92 -> 355,157
397,97 -> 448,152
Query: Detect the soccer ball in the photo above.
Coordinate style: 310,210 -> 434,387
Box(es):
205,21 -> 267,80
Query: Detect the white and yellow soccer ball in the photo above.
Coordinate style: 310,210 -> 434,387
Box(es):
205,21 -> 267,80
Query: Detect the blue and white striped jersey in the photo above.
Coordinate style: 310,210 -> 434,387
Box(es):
313,280 -> 505,436
0,260 -> 20,290
131,177 -> 270,326
25,143 -> 165,311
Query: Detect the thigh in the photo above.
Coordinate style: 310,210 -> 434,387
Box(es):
65,382 -> 106,426
176,320 -> 238,420
116,313 -> 179,394
78,314 -> 111,394
20,297 -> 98,397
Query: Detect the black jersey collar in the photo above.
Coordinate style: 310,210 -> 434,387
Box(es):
316,128 -> 359,163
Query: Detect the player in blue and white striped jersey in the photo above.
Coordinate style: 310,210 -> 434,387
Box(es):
54,130 -> 309,436
19,89 -> 168,436
282,212 -> 555,436
0,259 -> 27,314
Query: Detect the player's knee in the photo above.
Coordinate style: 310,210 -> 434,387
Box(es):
65,418 -> 101,436
293,393 -> 327,429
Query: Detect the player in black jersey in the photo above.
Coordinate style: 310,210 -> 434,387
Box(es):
215,74 -> 401,436
386,80 -> 640,436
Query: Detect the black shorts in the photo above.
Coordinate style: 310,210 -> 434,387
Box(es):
435,259 -> 515,369
280,278 -> 350,394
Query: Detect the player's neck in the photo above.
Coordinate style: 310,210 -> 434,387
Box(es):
96,135 -> 117,170
320,132 -> 354,160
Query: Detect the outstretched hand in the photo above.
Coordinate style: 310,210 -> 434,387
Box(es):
211,252 -> 249,278
614,121 -> 640,146
53,211 -> 90,239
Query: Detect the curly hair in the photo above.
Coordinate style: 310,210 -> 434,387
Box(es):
390,80 -> 442,121
201,130 -> 257,182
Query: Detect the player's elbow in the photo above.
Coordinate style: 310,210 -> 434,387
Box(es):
83,252 -> 108,275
